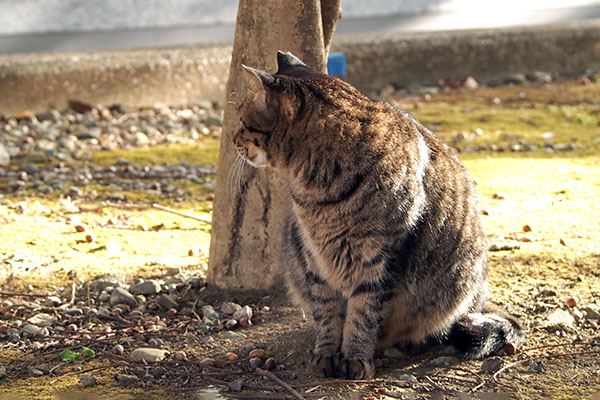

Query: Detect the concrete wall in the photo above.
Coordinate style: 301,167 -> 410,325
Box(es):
2,21 -> 600,117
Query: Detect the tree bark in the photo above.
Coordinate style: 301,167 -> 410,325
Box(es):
208,0 -> 341,290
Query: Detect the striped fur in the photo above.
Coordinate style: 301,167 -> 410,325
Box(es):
233,52 -> 524,379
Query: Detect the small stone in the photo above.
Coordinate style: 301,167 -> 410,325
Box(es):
64,308 -> 83,316
66,324 -> 78,333
68,100 -> 93,113
224,319 -> 238,330
398,374 -> 417,382
75,224 -> 87,232
249,348 -> 266,359
522,224 -> 533,232
98,306 -> 111,318
174,351 -> 188,361
157,294 -> 178,309
480,357 -> 504,373
225,352 -> 238,361
0,144 -> 11,166
27,313 -> 56,327
233,305 -> 252,321
545,309 -> 576,332
112,344 -> 125,355
152,366 -> 167,378
528,361 -> 545,373
220,302 -> 242,315
560,238 -> 567,246
0,366 -> 6,379
202,305 -> 220,321
228,380 -> 243,392
264,357 -> 276,370
239,317 -> 251,328
130,348 -> 169,362
115,373 -> 139,386
85,234 -> 94,243
45,296 -> 62,307
249,357 -> 262,369
582,305 -> 600,320
79,374 -> 97,387
199,358 -> 216,367
492,191 -> 506,200
110,287 -> 137,307
463,76 -> 479,90
503,342 -> 518,355
29,368 -> 44,377
22,324 -> 49,337
130,280 -> 161,295
383,347 -> 403,358
221,331 -> 247,340
566,297 -> 578,308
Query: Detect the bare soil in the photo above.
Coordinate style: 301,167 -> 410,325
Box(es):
1,77 -> 600,399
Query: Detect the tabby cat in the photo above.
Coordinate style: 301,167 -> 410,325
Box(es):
233,51 -> 524,379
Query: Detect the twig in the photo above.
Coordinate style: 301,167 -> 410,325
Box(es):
0,291 -> 49,298
296,378 -> 387,387
424,375 -> 445,392
151,203 -> 211,224
256,368 -> 307,400
70,281 -> 76,305
49,366 -> 104,385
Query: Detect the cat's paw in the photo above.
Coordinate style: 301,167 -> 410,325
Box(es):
308,352 -> 341,377
338,357 -> 375,379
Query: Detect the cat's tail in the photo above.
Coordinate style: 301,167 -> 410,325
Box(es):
446,303 -> 525,359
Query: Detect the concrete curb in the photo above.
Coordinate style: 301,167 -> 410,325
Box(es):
1,21 -> 600,116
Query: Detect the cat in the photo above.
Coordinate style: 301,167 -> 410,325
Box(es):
233,51 -> 524,379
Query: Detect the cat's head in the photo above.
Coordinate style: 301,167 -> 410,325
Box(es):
233,51 -> 319,168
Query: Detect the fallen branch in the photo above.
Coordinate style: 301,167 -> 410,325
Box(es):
151,203 -> 211,224
256,368 -> 307,400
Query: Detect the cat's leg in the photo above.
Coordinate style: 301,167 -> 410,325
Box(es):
305,272 -> 346,377
284,219 -> 345,377
339,283 -> 391,379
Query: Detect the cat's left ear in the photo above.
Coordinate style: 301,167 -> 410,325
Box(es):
242,64 -> 274,114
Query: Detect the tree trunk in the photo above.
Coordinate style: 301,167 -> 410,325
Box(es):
208,0 -> 342,290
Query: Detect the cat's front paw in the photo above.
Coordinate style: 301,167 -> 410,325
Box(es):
338,357 -> 375,379
308,352 -> 341,377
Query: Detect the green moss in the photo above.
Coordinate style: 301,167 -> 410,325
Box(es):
89,139 -> 221,166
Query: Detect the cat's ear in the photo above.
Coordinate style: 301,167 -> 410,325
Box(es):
242,64 -> 274,113
276,51 -> 313,77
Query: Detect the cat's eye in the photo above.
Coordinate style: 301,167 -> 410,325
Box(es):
253,139 -> 260,147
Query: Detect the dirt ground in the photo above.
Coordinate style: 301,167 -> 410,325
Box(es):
1,77 -> 600,399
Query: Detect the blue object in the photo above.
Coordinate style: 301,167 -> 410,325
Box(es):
327,52 -> 346,79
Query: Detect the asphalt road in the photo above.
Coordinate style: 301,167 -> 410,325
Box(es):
1,5 -> 600,54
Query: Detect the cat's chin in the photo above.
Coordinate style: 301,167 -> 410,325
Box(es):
247,151 -> 268,167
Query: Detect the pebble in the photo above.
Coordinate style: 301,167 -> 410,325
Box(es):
97,306 -> 112,318
582,305 -> 600,320
228,380 -> 243,392
27,313 -> 56,327
130,280 -> 162,295
480,357 -> 504,373
249,357 -> 262,369
249,348 -> 266,359
29,368 -> 44,377
398,374 -> 418,382
90,274 -> 125,292
202,305 -> 220,321
157,294 -> 178,310
79,374 -> 97,387
545,309 -> 576,333
0,366 -> 6,379
225,352 -> 238,361
428,356 -> 458,367
221,331 -> 247,340
112,344 -> 125,355
130,348 -> 169,362
174,351 -> 187,361
233,305 -> 252,321
110,287 -> 138,307
0,144 -> 10,166
22,324 -> 49,337
264,357 -> 276,370
115,373 -> 139,386
220,302 -> 242,316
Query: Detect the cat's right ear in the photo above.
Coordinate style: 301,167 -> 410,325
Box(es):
242,64 -> 274,114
